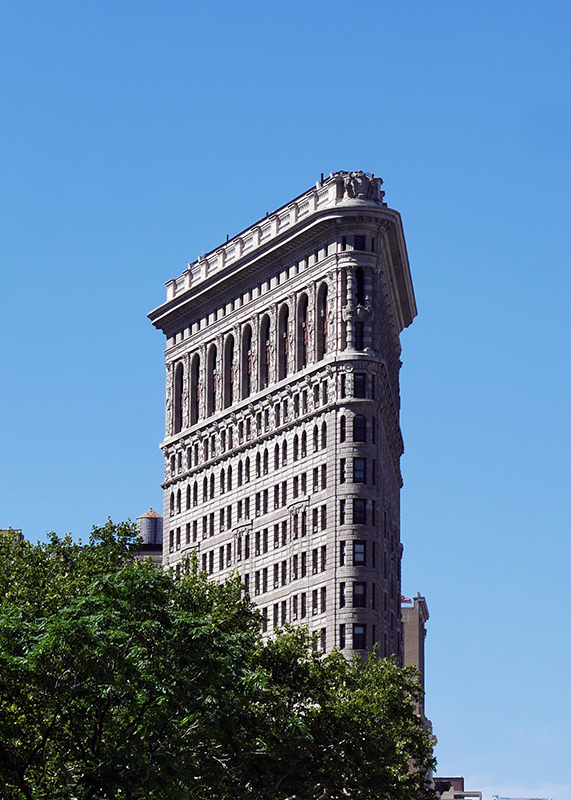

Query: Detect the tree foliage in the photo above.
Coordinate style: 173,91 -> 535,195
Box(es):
0,522 -> 435,799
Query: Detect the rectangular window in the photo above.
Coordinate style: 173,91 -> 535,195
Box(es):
176,528 -> 181,550
262,607 -> 268,633
321,505 -> 327,530
273,563 -> 279,589
372,583 -> 376,609
219,546 -> 224,571
302,390 -> 308,413
353,458 -> 366,483
263,489 -> 268,514
301,551 -> 307,578
244,573 -> 250,595
263,528 -> 268,553
372,460 -> 376,485
209,513 -> 214,537
354,235 -> 365,251
320,544 -> 327,571
227,505 -> 232,528
202,516 -> 207,539
354,373 -> 366,398
292,554 -> 298,579
245,497 -> 250,518
281,521 -> 287,546
341,374 -> 346,398
353,541 -> 366,566
219,509 -> 225,533
339,541 -> 346,566
372,541 -> 376,568
312,508 -> 318,532
192,520 -> 197,542
255,530 -> 261,556
281,560 -> 287,587
262,567 -> 268,593
312,548 -> 318,575
273,604 -> 279,628
186,523 -> 190,544
281,600 -> 287,625
340,499 -> 346,525
293,514 -> 299,539
301,472 -> 307,494
226,543 -> 231,567
313,467 -> 319,493
208,550 -> 214,574
312,589 -> 318,615
353,499 -> 366,525
274,524 -> 280,549
372,501 -> 376,527
320,627 -> 326,652
353,624 -> 366,650
340,458 -> 346,483
339,624 -> 346,650
255,493 -> 261,516
202,553 -> 207,573
321,464 -> 327,489
354,322 -> 364,350
292,594 -> 298,619
255,571 -> 260,596
301,510 -> 307,536
320,586 -> 327,613
372,417 -> 376,443
281,481 -> 287,506
353,582 -> 366,607
238,500 -> 243,521
274,485 -> 279,509
293,475 -> 299,498
339,582 -> 346,608
245,533 -> 250,559
301,592 -> 307,618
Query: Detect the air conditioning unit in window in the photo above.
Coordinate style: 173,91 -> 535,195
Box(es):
312,608 -> 318,615
313,525 -> 318,532
274,580 -> 279,589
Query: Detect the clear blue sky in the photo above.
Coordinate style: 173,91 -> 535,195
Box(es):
1,2 -> 570,797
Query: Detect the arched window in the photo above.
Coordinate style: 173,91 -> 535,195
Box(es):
263,448 -> 269,475
209,474 -> 215,499
282,440 -> 287,466
245,457 -> 250,483
301,430 -> 307,458
203,477 -> 208,502
260,314 -> 271,389
274,444 -> 280,471
293,434 -> 299,461
297,293 -> 308,370
238,461 -> 243,487
207,345 -> 217,416
340,415 -> 346,443
170,492 -> 175,516
256,452 -> 261,478
190,354 -> 200,425
220,469 -> 225,494
174,362 -> 184,434
321,422 -> 327,449
354,415 -> 366,442
186,485 -> 191,510
176,489 -> 181,514
227,465 -> 233,490
193,481 -> 198,506
224,335 -> 234,409
355,268 -> 365,305
317,283 -> 328,360
313,425 -> 319,452
241,325 -> 252,399
278,304 -> 289,380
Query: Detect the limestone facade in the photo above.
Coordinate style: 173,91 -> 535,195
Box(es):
148,171 -> 417,659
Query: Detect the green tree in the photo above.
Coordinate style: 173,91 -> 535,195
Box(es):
0,523 -> 435,800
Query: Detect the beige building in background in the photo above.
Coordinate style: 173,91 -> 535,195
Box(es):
149,171 -> 416,659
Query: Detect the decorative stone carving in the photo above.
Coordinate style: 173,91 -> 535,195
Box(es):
342,171 -> 386,204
